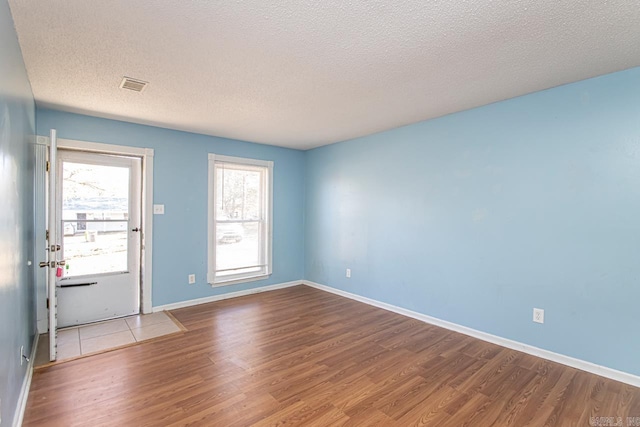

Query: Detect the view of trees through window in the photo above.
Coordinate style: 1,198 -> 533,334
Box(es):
216,164 -> 261,220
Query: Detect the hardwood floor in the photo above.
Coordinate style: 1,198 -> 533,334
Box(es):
23,285 -> 640,426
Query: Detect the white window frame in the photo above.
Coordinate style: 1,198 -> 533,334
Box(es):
207,154 -> 273,286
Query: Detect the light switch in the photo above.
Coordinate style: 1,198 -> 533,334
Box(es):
153,204 -> 165,215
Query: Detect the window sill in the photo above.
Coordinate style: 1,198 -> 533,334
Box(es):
210,273 -> 271,287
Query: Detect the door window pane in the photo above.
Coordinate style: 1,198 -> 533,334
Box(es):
61,161 -> 130,277
62,225 -> 128,277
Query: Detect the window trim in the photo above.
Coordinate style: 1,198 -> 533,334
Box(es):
207,153 -> 273,286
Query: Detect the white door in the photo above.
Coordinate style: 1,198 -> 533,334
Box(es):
56,149 -> 142,327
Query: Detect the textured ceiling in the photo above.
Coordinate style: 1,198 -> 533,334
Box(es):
8,0 -> 640,150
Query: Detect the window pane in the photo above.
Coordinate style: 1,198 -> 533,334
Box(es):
215,164 -> 262,220
62,222 -> 128,277
216,222 -> 261,277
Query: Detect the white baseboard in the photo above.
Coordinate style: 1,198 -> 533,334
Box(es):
152,280 -> 303,312
13,332 -> 38,427
302,280 -> 640,388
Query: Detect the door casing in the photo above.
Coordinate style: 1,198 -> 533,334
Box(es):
35,136 -> 155,334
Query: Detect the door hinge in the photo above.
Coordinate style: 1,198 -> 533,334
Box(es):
46,230 -> 49,241
46,298 -> 49,309
46,161 -> 50,172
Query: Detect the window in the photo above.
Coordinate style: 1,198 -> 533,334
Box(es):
208,154 -> 273,286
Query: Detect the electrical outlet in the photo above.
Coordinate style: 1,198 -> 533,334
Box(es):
153,204 -> 165,215
346,268 -> 351,278
533,308 -> 544,324
188,274 -> 195,284
20,345 -> 24,366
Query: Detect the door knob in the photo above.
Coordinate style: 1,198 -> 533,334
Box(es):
39,261 -> 49,268
131,227 -> 140,232
57,260 -> 66,266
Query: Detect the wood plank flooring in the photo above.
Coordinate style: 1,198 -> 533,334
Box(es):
23,285 -> 640,426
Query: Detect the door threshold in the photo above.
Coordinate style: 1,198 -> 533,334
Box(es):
58,312 -> 142,331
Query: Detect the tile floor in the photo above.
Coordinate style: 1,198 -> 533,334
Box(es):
34,311 -> 183,367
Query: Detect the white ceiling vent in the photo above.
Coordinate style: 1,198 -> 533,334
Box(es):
119,77 -> 148,93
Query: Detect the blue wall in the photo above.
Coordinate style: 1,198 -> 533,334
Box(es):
37,109 -> 305,307
33,63 -> 640,378
0,0 -> 36,423
305,67 -> 640,376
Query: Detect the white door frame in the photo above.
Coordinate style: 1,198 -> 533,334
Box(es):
48,129 -> 58,360
36,135 -> 155,316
